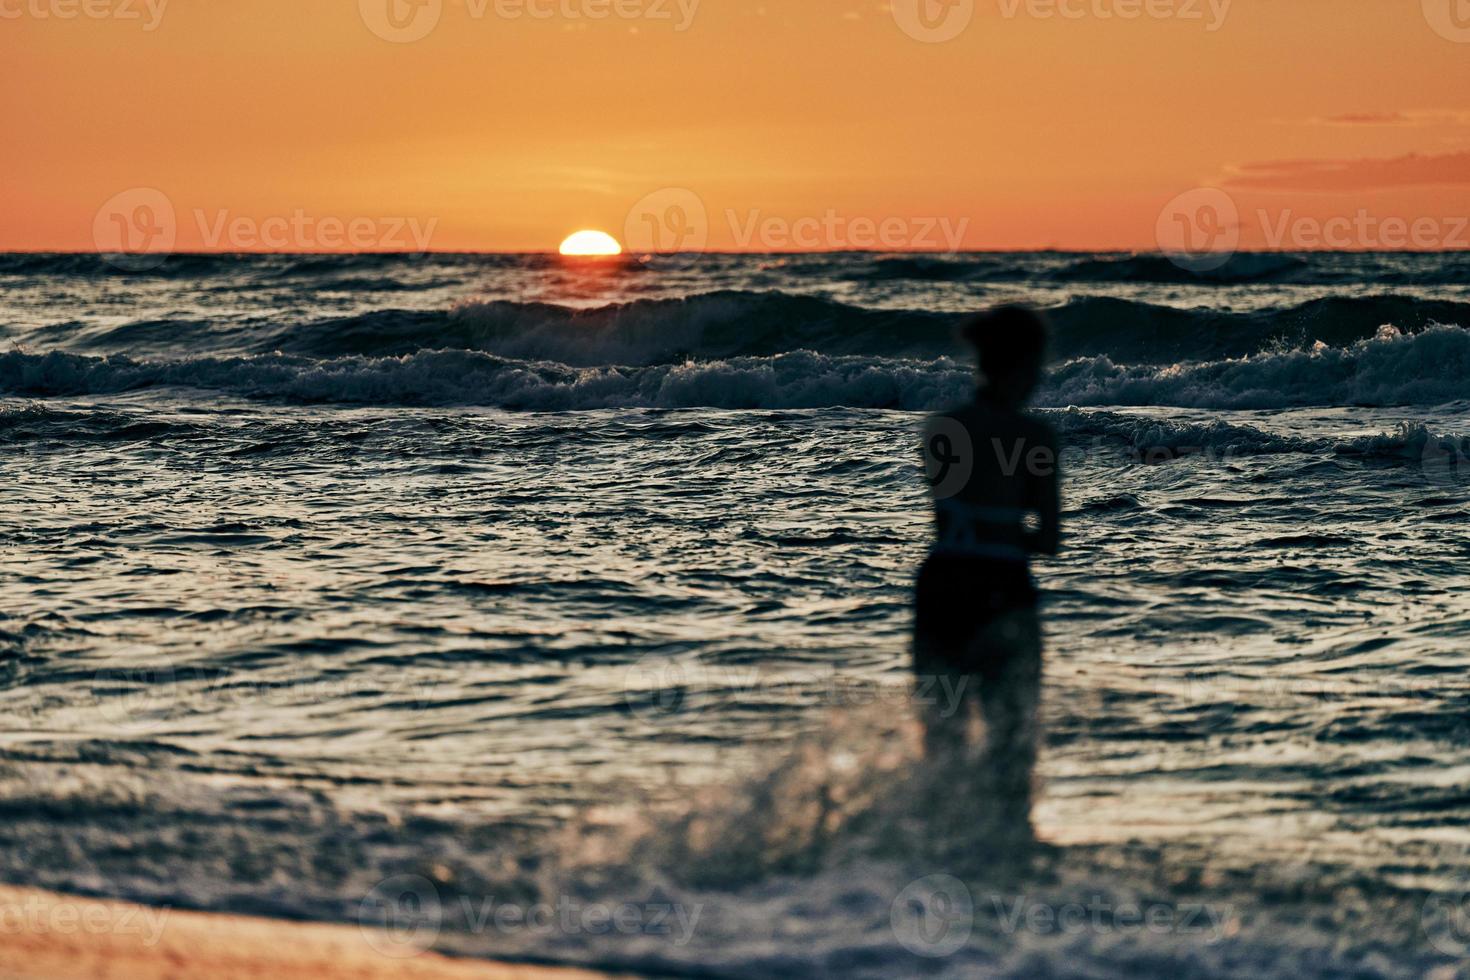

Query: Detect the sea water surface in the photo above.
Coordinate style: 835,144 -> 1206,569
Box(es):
2,252 -> 1469,977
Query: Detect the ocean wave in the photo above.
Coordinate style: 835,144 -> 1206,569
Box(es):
5,387 -> 1465,484
0,348 -> 975,411
0,252 -> 252,279
0,252 -> 496,283
0,403 -> 201,442
21,280 -> 1470,366
858,255 -> 1017,282
841,251 -> 1470,286
1050,252 -> 1311,284
1049,408 -> 1312,456
1045,294 -> 1470,364
272,291 -> 958,364
7,251 -> 1468,291
1044,322 -> 1470,409
1048,407 -> 1470,463
252,291 -> 1470,367
4,322 -> 1468,414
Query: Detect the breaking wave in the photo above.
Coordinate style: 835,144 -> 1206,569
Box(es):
47,290 -> 1470,369
265,292 -> 1470,366
4,322 -> 1468,414
1045,323 -> 1470,408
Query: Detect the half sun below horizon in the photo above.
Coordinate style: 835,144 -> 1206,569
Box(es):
558,230 -> 623,257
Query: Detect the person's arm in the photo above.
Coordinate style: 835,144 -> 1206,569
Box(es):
1026,424 -> 1061,556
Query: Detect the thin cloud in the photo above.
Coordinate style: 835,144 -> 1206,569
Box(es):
1308,109 -> 1470,127
1225,151 -> 1470,191
1322,111 -> 1410,125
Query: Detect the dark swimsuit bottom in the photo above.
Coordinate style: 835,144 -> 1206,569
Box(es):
913,552 -> 1037,675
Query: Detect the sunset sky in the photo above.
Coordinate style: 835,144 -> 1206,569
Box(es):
5,0 -> 1470,251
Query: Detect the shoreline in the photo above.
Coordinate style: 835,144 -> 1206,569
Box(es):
0,884 -> 627,980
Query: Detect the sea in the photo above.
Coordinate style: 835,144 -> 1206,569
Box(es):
2,250 -> 1469,977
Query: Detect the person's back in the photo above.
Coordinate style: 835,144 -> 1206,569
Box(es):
927,398 -> 1059,565
913,305 -> 1060,842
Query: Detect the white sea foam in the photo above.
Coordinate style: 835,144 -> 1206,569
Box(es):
4,321 -> 1467,412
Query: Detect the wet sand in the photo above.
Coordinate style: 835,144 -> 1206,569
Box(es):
0,884 -> 626,980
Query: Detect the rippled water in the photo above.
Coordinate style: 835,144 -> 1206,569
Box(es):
3,253 -> 1470,976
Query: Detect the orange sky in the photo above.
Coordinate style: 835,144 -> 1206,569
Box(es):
4,0 -> 1470,251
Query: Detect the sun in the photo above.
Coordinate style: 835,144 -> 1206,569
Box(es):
558,230 -> 623,257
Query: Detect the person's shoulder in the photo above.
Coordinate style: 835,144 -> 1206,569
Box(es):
923,400 -> 979,430
931,399 -> 977,419
1020,411 -> 1058,447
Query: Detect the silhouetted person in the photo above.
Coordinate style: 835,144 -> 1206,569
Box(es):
914,305 -> 1060,841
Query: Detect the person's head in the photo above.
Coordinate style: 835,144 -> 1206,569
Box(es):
960,305 -> 1049,407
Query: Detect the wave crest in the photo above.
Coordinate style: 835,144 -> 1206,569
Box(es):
255,292 -> 1470,367
5,321 -> 1468,413
1044,322 -> 1470,409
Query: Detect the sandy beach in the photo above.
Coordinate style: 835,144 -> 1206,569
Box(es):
0,885 -> 624,980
